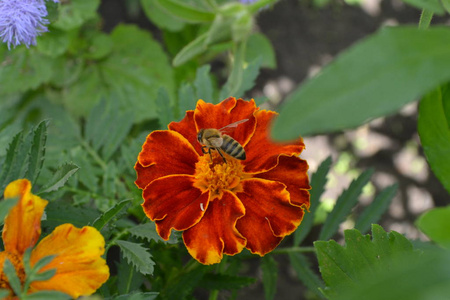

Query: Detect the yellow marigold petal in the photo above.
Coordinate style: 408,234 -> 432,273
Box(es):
3,179 -> 48,255
29,224 -> 109,298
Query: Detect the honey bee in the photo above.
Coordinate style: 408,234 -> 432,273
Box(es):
197,119 -> 248,163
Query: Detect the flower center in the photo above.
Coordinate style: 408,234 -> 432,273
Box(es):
193,152 -> 247,200
0,252 -> 26,293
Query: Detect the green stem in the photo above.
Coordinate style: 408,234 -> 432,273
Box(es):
208,256 -> 228,300
271,246 -> 316,254
418,9 -> 433,30
80,139 -> 108,171
247,0 -> 278,13
105,229 -> 129,252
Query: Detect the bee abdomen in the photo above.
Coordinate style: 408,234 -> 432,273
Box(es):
222,135 -> 246,160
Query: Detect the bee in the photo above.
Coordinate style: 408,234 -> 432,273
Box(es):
197,119 -> 248,163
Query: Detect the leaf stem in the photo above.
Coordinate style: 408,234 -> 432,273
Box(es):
105,229 -> 129,253
418,9 -> 433,30
80,139 -> 108,171
272,246 -> 316,254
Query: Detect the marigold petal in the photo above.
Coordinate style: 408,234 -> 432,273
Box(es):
194,98 -> 258,146
183,191 -> 246,265
135,130 -> 199,189
168,110 -> 204,156
244,110 -> 305,173
142,175 -> 208,240
236,179 -> 306,255
3,179 -> 47,255
255,155 -> 311,207
29,224 -> 109,298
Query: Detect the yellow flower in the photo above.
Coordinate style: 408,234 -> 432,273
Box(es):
0,179 -> 109,298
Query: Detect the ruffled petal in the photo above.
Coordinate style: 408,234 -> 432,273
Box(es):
135,130 -> 199,189
236,179 -> 305,255
194,98 -> 258,147
29,224 -> 109,298
3,179 -> 47,255
255,155 -> 311,207
168,110 -> 203,156
142,175 -> 209,240
183,191 -> 246,264
244,110 -> 305,173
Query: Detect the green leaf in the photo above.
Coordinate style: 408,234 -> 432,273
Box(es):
315,224 -> 415,298
3,259 -> 22,296
355,184 -> 398,234
288,252 -> 326,299
141,0 -> 185,31
128,222 -> 180,244
116,240 -> 155,275
156,88 -> 175,129
261,255 -> 278,300
23,291 -> 71,300
199,273 -> 256,290
0,197 -> 18,226
319,168 -> 374,241
401,0 -> 445,14
0,132 -> 22,190
418,84 -> 450,194
246,33 -> 276,69
92,199 -> 131,231
153,0 -> 215,23
173,32 -> 208,67
52,0 -> 100,31
194,65 -> 214,102
272,26 -> 450,139
178,83 -> 197,115
0,130 -> 30,190
0,291 -> 9,299
36,29 -> 71,57
39,163 -> 79,194
113,292 -> 159,300
26,120 -> 48,185
42,201 -> 99,231
416,206 -> 450,249
117,257 -> 145,295
294,156 -> 332,245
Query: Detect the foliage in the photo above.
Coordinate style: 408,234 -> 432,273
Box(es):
0,0 -> 449,299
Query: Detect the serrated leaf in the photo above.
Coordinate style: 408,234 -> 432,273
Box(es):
272,27 -> 450,139
288,252 -> 326,299
319,168 -> 374,241
199,273 -> 256,290
23,291 -> 71,300
0,130 -> 30,191
294,156 -> 332,245
128,222 -> 180,244
153,0 -> 215,23
92,199 -> 131,231
261,255 -> 278,300
416,206 -> 450,249
26,120 -> 48,185
113,292 -> 159,300
3,259 -> 21,296
0,197 -> 18,226
0,132 -> 23,190
355,184 -> 398,233
156,88 -> 175,129
39,163 -> 79,194
43,201 -> 99,230
116,240 -> 155,275
178,83 -> 197,116
194,65 -> 214,102
418,84 -> 450,194
315,224 -> 414,298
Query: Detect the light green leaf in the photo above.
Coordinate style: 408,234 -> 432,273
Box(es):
355,184 -> 398,233
92,199 -> 131,231
173,32 -> 208,67
294,156 -> 332,245
26,120 -> 48,185
416,206 -> 450,249
246,33 -> 276,69
141,0 -> 185,31
401,0 -> 445,14
272,26 -> 450,139
288,252 -> 326,299
178,83 -> 197,115
36,29 -> 71,57
116,240 -> 155,275
0,197 -> 18,226
194,65 -> 214,102
319,169 -> 374,241
23,291 -> 71,300
3,259 -> 21,296
418,84 -> 450,194
153,0 -> 215,23
261,255 -> 278,300
39,163 -> 79,194
156,88 -> 175,129
52,0 -> 100,31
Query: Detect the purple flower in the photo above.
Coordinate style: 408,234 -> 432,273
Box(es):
0,0 -> 58,49
239,0 -> 258,3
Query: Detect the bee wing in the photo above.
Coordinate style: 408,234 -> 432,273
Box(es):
219,119 -> 249,132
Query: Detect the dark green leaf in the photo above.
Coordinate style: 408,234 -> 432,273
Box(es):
0,197 -> 18,226
163,265 -> 206,300
319,169 -> 374,241
26,120 -> 48,185
128,222 -> 180,244
288,252 -> 326,299
92,199 -> 131,231
416,206 -> 450,249
113,292 -> 159,300
261,255 -> 278,300
116,240 -> 155,275
272,27 -> 450,139
39,163 -> 79,194
141,0 -> 185,31
117,257 -> 145,295
401,0 -> 445,14
194,65 -> 214,102
199,273 -> 256,290
355,184 -> 398,233
294,156 -> 332,245
0,133 -> 22,190
418,84 -> 450,193
153,0 -> 215,23
43,201 -> 99,230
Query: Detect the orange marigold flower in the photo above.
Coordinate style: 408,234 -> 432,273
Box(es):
135,97 -> 310,265
0,179 -> 110,298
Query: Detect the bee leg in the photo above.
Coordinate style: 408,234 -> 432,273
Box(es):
216,148 -> 227,164
201,146 -> 208,154
208,148 -> 214,163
